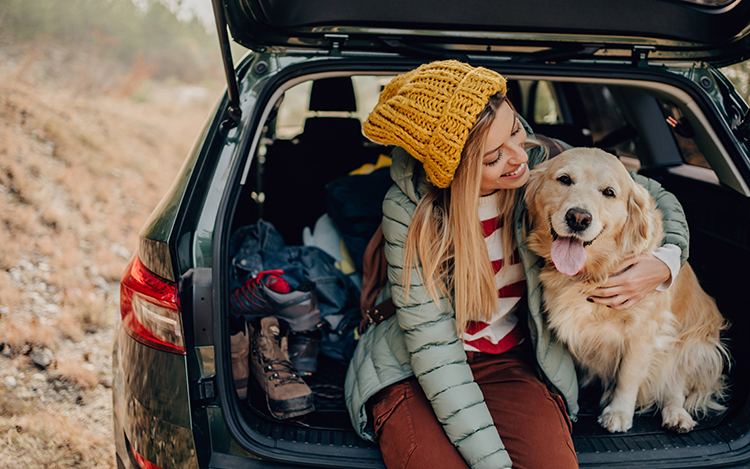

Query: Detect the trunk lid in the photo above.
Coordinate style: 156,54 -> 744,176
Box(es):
218,0 -> 750,66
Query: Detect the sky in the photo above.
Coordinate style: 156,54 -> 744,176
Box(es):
175,0 -> 215,27
131,0 -> 216,30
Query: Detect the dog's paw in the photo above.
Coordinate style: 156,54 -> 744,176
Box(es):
661,407 -> 696,433
598,407 -> 633,433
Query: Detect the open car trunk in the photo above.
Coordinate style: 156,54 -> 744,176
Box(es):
219,0 -> 750,66
215,58 -> 750,468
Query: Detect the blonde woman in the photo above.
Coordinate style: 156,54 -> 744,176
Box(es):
344,61 -> 687,469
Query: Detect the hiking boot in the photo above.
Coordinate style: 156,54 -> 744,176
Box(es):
249,316 -> 314,419
288,329 -> 321,376
231,269 -> 321,333
230,324 -> 250,399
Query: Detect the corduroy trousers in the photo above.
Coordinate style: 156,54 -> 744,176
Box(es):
367,344 -> 578,469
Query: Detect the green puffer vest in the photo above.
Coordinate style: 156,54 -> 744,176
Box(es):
344,136 -> 689,469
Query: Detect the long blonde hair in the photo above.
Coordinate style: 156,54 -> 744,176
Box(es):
403,94 -> 524,336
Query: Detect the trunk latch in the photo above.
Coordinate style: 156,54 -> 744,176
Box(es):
325,34 -> 348,56
632,46 -> 656,67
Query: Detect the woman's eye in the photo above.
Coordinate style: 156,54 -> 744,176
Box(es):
557,175 -> 572,186
484,153 -> 502,166
511,124 -> 522,137
602,187 -> 616,198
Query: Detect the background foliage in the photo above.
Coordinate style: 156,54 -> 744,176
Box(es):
723,61 -> 750,104
0,0 -> 221,83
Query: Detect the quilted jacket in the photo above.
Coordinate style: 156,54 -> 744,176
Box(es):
344,128 -> 689,468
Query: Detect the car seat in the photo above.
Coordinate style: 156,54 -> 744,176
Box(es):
260,77 -> 385,245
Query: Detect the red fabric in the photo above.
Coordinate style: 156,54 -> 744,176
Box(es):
462,323 -> 525,354
368,345 -> 577,469
469,203 -> 526,355
498,279 -> 527,298
481,216 -> 502,237
490,258 -> 504,273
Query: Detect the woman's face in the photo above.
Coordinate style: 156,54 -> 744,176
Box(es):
479,101 -> 529,196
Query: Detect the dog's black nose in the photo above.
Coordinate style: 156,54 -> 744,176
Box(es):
565,208 -> 592,232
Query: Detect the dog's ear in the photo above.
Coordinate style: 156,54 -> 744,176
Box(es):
523,159 -> 552,207
620,178 -> 660,255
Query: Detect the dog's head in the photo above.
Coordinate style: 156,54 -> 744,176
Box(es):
524,148 -> 662,278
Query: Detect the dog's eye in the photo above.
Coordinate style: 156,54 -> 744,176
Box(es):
557,175 -> 572,186
602,187 -> 616,198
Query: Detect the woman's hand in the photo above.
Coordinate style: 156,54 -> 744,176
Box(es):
587,254 -> 671,310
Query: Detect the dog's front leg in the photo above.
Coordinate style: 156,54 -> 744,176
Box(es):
660,377 -> 697,433
598,339 -> 655,433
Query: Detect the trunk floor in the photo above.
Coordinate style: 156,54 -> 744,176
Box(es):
243,354 -> 733,440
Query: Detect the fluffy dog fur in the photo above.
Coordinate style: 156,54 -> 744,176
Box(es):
524,147 -> 729,433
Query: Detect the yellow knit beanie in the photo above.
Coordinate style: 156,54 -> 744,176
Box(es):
363,60 -> 507,188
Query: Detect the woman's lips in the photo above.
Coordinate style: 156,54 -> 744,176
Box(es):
502,163 -> 526,178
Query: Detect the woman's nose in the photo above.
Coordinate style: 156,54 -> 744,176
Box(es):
508,143 -> 528,163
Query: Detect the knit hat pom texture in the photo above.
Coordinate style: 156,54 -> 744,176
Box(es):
363,60 -> 507,188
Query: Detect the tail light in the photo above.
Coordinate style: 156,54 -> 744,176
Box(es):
128,439 -> 165,469
120,254 -> 185,354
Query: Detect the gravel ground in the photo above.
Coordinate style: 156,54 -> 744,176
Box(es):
0,39 -> 220,467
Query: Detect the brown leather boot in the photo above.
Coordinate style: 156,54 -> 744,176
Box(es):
249,316 -> 314,419
230,324 -> 249,399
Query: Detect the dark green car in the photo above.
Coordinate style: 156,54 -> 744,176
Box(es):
113,0 -> 750,467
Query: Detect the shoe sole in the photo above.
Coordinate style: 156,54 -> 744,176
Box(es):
234,293 -> 321,332
268,394 -> 315,419
249,377 -> 315,420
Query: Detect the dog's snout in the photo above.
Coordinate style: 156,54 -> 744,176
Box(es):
565,208 -> 592,232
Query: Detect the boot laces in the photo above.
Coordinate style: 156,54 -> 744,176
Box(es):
263,357 -> 304,386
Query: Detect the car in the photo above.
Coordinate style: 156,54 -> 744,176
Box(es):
112,0 -> 750,467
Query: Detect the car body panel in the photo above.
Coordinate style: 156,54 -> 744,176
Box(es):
112,326 -> 199,469
219,0 -> 750,65
138,95 -> 224,282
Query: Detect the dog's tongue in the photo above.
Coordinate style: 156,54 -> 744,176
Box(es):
551,237 -> 587,276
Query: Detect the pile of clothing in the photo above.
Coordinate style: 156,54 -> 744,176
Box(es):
227,159 -> 394,420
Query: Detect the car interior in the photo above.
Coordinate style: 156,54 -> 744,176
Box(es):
226,69 -> 750,464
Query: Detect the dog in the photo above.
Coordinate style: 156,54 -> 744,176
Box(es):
524,147 -> 729,433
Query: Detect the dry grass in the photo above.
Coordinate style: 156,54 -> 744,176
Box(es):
0,40 -> 220,468
0,316 -> 58,352
0,391 -> 113,469
54,359 -> 100,391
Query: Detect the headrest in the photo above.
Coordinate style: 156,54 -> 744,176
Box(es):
309,77 -> 357,112
301,117 -> 363,142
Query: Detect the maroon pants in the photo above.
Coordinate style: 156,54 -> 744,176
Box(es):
368,345 -> 578,469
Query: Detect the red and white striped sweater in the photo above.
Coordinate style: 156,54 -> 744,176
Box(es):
462,193 -> 526,354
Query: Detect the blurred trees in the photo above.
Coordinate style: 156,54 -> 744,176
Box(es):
722,61 -> 750,105
0,0 -> 220,83
1,0 -> 748,103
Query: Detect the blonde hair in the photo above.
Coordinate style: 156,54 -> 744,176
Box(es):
403,94 -> 525,336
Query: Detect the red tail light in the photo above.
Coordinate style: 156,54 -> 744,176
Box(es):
120,254 -> 185,354
129,440 -> 165,469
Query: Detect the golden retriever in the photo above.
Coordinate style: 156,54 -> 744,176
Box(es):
524,147 -> 729,433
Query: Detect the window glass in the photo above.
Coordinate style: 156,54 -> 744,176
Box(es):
533,81 -> 562,125
577,84 -> 627,142
661,100 -> 712,169
577,83 -> 639,167
274,76 -> 394,140
276,81 -> 312,139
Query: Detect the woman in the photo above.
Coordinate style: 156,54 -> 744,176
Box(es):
344,61 -> 687,469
